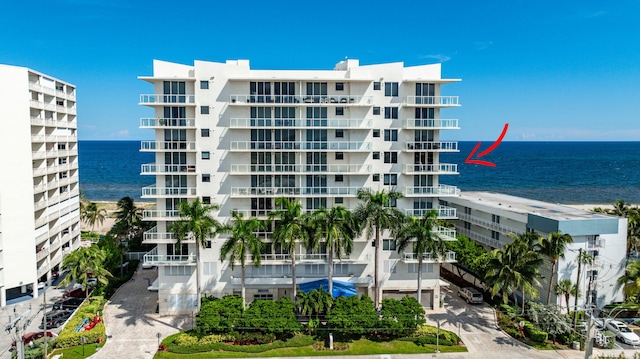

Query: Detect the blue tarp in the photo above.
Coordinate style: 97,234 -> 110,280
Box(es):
299,278 -> 357,298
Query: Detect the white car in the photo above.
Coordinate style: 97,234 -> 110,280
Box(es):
606,320 -> 640,346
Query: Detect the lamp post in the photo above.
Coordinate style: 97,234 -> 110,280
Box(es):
436,319 -> 440,353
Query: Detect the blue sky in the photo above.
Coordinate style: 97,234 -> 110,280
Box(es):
1,0 -> 638,141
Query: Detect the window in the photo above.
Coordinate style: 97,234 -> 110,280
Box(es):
334,263 -> 349,275
200,106 -> 209,115
202,174 -> 211,182
202,262 -> 216,275
384,82 -> 399,97
492,214 -> 500,223
372,152 -> 380,160
57,144 -> 66,150
202,151 -> 210,160
254,294 -> 274,300
373,174 -> 380,182
383,239 -> 396,251
58,158 -> 67,164
464,222 -> 471,230
384,129 -> 398,141
200,80 -> 209,89
164,266 -> 193,276
408,263 -> 434,273
336,82 -> 344,91
373,107 -> 380,115
384,107 -> 398,119
373,82 -> 381,90
202,196 -> 211,204
335,152 -> 344,160
464,206 -> 471,215
335,107 -> 344,116
335,175 -> 343,182
335,129 -> 344,138
384,152 -> 398,163
201,129 -> 210,137
491,231 -> 500,240
335,197 -> 343,204
383,174 -> 397,185
373,129 -> 380,138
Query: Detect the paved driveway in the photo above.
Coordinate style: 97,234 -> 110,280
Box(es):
92,265 -> 189,359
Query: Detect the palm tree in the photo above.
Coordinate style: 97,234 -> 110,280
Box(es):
394,210 -> 444,306
539,231 -> 574,305
110,196 -> 143,277
618,259 -> 640,301
554,279 -> 573,314
354,188 -> 403,308
573,250 -> 594,328
219,210 -> 264,307
308,206 -> 359,297
171,199 -> 221,311
598,200 -> 640,254
269,197 -> 310,302
82,202 -> 106,232
59,246 -> 112,297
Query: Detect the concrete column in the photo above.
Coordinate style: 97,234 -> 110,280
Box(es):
0,287 -> 6,307
32,281 -> 38,299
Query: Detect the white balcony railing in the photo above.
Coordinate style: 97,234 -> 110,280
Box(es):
139,118 -> 196,128
403,141 -> 459,152
405,206 -> 457,219
143,226 -> 180,243
230,187 -> 361,197
143,246 -> 196,266
402,119 -> 459,129
434,226 -> 457,241
403,96 -> 460,106
230,94 -> 373,106
401,251 -> 456,263
141,163 -> 197,175
457,227 -> 502,249
230,163 -> 370,174
36,248 -> 50,261
230,141 -> 371,151
141,186 -> 197,198
139,94 -> 195,105
142,210 -> 180,220
402,163 -> 459,174
404,185 -> 460,197
457,213 -> 525,236
230,118 -> 372,129
140,141 -> 197,152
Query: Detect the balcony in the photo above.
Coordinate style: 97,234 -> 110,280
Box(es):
36,248 -> 50,261
434,226 -> 457,241
400,251 -> 456,263
403,96 -> 460,107
140,118 -> 196,128
403,142 -> 458,152
229,94 -> 373,106
457,227 -> 502,249
230,187 -> 361,198
139,94 -> 195,105
402,163 -> 458,175
142,226 -> 183,244
402,119 -> 459,130
457,213 -> 525,236
405,206 -> 457,219
141,186 -> 197,198
229,141 -> 371,152
143,246 -> 196,266
230,118 -> 372,129
140,141 -> 197,152
142,210 -> 180,221
30,100 -> 44,109
230,163 -> 370,174
141,163 -> 196,175
404,185 -> 460,197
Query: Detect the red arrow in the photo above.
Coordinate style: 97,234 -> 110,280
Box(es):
465,123 -> 509,167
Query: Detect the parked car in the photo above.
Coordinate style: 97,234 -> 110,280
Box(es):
457,287 -> 483,304
606,320 -> 640,345
53,298 -> 85,310
39,310 -> 74,329
62,287 -> 86,299
11,331 -> 57,350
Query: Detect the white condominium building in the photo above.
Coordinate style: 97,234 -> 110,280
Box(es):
139,59 -> 460,315
0,65 -> 81,307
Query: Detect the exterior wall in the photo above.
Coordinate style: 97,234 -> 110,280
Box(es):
0,65 -> 81,307
140,59 -> 460,315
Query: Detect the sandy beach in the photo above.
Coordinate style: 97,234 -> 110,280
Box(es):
80,201 -> 154,235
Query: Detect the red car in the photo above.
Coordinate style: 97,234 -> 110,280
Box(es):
62,287 -> 86,299
11,331 -> 57,350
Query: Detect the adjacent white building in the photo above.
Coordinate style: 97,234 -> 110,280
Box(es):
139,59 -> 461,315
445,192 -> 626,309
0,65 -> 81,306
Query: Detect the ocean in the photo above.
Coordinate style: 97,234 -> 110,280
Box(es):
78,140 -> 640,204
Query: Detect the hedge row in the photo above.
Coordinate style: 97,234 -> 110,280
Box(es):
523,321 -> 548,343
54,296 -> 107,348
164,333 -> 315,354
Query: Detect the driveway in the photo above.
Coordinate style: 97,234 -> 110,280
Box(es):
92,265 -> 190,359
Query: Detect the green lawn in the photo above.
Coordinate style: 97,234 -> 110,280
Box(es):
154,338 -> 467,358
50,343 -> 103,359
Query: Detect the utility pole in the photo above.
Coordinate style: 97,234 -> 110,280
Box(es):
43,280 -> 48,358
573,248 -> 583,329
5,309 -> 31,359
584,308 -> 594,359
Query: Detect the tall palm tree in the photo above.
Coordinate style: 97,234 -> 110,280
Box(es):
539,231 -> 574,305
554,279 -> 574,314
269,197 -> 309,302
171,199 -> 221,311
82,202 -> 106,232
59,246 -> 112,297
308,206 -> 359,297
598,200 -> 640,254
354,188 -> 403,308
219,210 -> 264,307
394,210 -> 444,306
618,259 -> 640,301
114,196 -> 142,234
573,250 -> 594,328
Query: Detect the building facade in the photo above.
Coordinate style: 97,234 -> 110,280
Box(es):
445,192 -> 626,309
139,59 -> 460,315
0,65 -> 81,306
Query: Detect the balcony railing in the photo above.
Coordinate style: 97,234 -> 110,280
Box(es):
402,163 -> 458,174
403,141 -> 458,152
230,141 -> 371,151
434,226 -> 457,241
403,96 -> 460,106
36,248 -> 50,261
141,163 -> 196,175
457,227 -> 502,248
140,141 -> 197,152
230,94 -> 373,106
142,186 -> 197,198
402,119 -> 459,129
230,187 -> 361,197
404,185 -> 460,197
140,118 -> 196,128
143,246 -> 196,266
143,226 -> 180,243
405,206 -> 457,219
457,213 -> 525,236
140,94 -> 195,105
142,210 -> 180,220
230,163 -> 370,174
230,118 -> 372,129
401,251 -> 456,263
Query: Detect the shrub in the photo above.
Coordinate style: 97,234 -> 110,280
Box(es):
523,322 -> 547,343
195,295 -> 244,334
174,333 -> 199,346
198,333 -> 234,345
234,332 -> 276,345
54,322 -> 106,348
411,325 -> 459,345
327,295 -> 378,339
379,297 -> 426,337
240,298 -> 300,337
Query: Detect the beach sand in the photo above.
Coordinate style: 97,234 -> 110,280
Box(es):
80,201 -> 154,235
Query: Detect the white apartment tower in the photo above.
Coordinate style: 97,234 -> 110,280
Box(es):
140,59 -> 460,315
0,65 -> 81,307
